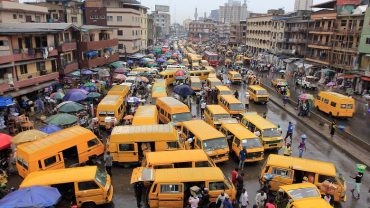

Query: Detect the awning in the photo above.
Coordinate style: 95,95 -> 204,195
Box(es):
84,50 -> 98,58
361,76 -> 370,81
338,74 -> 354,79
4,80 -> 58,97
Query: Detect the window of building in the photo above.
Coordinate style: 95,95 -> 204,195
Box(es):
107,16 -> 113,21
71,17 -> 77,23
118,44 -> 124,49
35,16 -> 41,23
19,14 -> 23,18
20,65 -> 28,75
366,38 -> 370,45
118,30 -> 123,36
132,30 -> 135,36
341,20 -> 347,27
117,16 -> 122,22
13,14 -> 17,19
0,40 -> 8,46
100,16 -> 105,19
53,13 -> 58,19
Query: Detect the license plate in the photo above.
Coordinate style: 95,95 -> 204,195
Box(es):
269,144 -> 278,147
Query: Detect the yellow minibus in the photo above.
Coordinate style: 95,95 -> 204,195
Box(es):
219,95 -> 244,118
20,166 -> 113,208
142,149 -> 215,169
241,112 -> 283,150
188,69 -> 211,81
132,105 -> 158,125
109,124 -> 183,163
215,85 -> 233,102
16,126 -> 104,177
107,85 -> 129,98
151,81 -> 167,104
260,154 -> 346,202
178,120 -> 229,163
189,76 -> 202,91
206,77 -> 223,89
96,95 -> 125,126
159,70 -> 176,86
204,105 -> 231,129
227,71 -> 242,83
131,167 -> 236,208
314,91 -> 355,118
156,97 -> 192,124
247,85 -> 269,104
219,123 -> 264,162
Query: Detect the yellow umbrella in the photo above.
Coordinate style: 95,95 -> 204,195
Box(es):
11,130 -> 48,145
225,59 -> 232,63
167,59 -> 176,64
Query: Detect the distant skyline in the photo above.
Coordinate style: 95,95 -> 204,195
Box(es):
140,0 -> 327,23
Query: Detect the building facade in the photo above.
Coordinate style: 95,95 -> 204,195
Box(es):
294,0 -> 313,11
280,17 -> 311,57
0,0 -> 48,23
188,20 -> 217,42
246,15 -> 275,53
219,0 -> 248,24
147,14 -> 156,47
152,9 -> 171,39
271,17 -> 288,54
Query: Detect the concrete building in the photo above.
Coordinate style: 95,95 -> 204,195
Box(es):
246,15 -> 276,53
209,9 -> 220,21
152,5 -> 171,39
0,0 -> 48,23
140,7 -> 148,53
271,17 -> 288,54
216,22 -> 231,41
294,0 -> 313,11
147,14 -> 156,47
183,18 -> 192,32
358,8 -> 370,93
230,21 -> 246,45
28,0 -> 83,25
188,19 -> 217,42
219,0 -> 248,23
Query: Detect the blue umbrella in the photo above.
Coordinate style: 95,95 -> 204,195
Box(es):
173,84 -> 194,97
39,124 -> 62,134
127,60 -> 134,64
0,186 -> 61,207
0,97 -> 14,107
64,89 -> 88,102
81,69 -> 94,75
126,96 -> 140,103
156,58 -> 166,63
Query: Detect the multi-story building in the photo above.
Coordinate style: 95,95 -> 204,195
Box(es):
219,0 -> 248,23
0,23 -> 63,96
216,22 -> 231,41
209,9 -> 220,22
230,21 -> 247,46
246,15 -> 276,53
140,7 -> 148,53
29,0 -> 84,25
152,5 -> 171,39
78,25 -> 119,69
0,0 -> 48,23
358,8 -> 370,93
188,20 -> 217,42
271,17 -> 288,54
147,14 -> 156,47
183,18 -> 192,32
84,0 -> 148,55
294,0 -> 313,11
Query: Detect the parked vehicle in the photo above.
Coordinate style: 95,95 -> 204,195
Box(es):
296,76 -> 318,90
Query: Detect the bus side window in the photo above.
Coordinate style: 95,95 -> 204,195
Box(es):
87,138 -> 100,148
209,181 -> 227,191
78,181 -> 100,191
196,139 -> 202,148
151,183 -> 158,193
248,122 -> 255,132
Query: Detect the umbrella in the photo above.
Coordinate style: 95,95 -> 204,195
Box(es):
279,70 -> 286,73
98,68 -> 110,77
64,89 -> 88,102
109,61 -> 123,69
147,53 -> 154,58
38,125 -> 62,134
327,82 -> 335,87
69,71 -> 80,77
172,53 -> 178,57
124,115 -> 134,120
58,101 -> 84,113
127,97 -> 140,103
127,60 -> 134,64
139,77 -> 149,83
87,92 -> 101,99
0,186 -> 61,208
114,68 -> 126,74
81,69 -> 93,75
0,97 -> 14,107
45,113 -> 78,126
277,81 -> 288,86
90,67 -> 101,72
156,58 -> 166,63
50,92 -> 65,100
175,70 -> 185,76
0,133 -> 11,150
225,59 -> 232,63
113,74 -> 127,81
173,84 -> 194,97
299,93 -> 314,101
11,130 -> 48,145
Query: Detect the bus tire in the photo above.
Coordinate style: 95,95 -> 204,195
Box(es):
82,202 -> 96,208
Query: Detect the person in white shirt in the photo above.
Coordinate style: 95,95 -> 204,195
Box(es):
255,190 -> 267,208
240,188 -> 249,208
188,195 -> 199,208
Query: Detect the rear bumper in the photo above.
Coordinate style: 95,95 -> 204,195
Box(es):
263,141 -> 283,149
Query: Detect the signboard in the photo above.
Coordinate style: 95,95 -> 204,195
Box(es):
337,0 -> 361,5
155,5 -> 170,12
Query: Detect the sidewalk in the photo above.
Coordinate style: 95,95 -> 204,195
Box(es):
266,87 -> 370,167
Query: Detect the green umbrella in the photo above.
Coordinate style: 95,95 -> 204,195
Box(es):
83,82 -> 96,87
70,71 -> 80,77
58,102 -> 84,113
45,113 -> 78,126
87,92 -> 101,99
109,61 -> 123,69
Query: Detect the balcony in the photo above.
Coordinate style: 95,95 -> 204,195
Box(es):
0,48 -> 58,64
14,71 -> 59,89
58,41 -> 77,52
0,54 -> 14,64
80,39 -> 119,51
308,41 -> 333,49
305,56 -> 330,65
62,61 -> 79,74
309,27 -> 334,34
80,53 -> 119,68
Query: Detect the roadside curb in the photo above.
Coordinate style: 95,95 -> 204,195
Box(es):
265,87 -> 370,168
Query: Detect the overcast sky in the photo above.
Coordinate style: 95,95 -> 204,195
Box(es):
140,0 -> 327,23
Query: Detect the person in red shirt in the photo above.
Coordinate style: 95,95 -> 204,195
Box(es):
231,167 -> 239,185
265,198 -> 276,208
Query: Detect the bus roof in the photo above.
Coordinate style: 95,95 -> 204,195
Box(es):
146,150 -> 209,164
98,95 -> 122,105
109,85 -> 129,93
292,198 -> 333,208
190,76 -> 201,82
228,71 -> 240,75
154,167 -> 225,183
18,126 -> 95,159
220,95 -> 242,104
215,85 -> 231,91
248,85 -> 266,91
133,105 -> 157,118
266,154 -> 336,176
180,120 -> 225,141
279,183 -> 317,192
20,166 -> 97,188
242,113 -> 277,129
319,91 -> 353,100
221,123 -> 256,139
110,124 -> 177,142
206,105 -> 229,114
207,77 -> 222,82
157,97 -> 187,108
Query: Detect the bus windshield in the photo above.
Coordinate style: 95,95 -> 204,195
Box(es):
203,137 -> 228,151
95,168 -> 107,187
229,103 -> 244,111
256,90 -> 268,95
241,138 -> 263,148
287,187 -> 321,200
263,128 -> 281,137
213,114 -> 231,121
172,112 -> 192,123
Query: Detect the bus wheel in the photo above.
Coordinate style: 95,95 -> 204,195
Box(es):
82,202 -> 96,208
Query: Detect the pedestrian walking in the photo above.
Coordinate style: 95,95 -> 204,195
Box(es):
284,121 -> 294,144
330,120 -> 336,138
104,151 -> 113,176
188,194 -> 200,208
216,191 -> 229,208
236,173 -> 245,204
200,99 -> 206,118
234,90 -> 239,99
238,148 -> 247,170
265,198 -> 276,208
283,143 -> 292,156
200,188 -> 210,208
245,92 -> 250,111
240,188 -> 249,208
231,168 -> 239,186
222,197 -> 233,208
350,171 -> 364,199
283,95 -> 288,107
298,134 -> 307,158
255,190 -> 267,208
134,182 -> 143,208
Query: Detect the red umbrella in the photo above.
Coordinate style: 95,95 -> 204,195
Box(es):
0,133 -> 12,150
175,70 -> 185,76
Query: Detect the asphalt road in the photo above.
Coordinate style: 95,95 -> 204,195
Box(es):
7,83 -> 369,208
